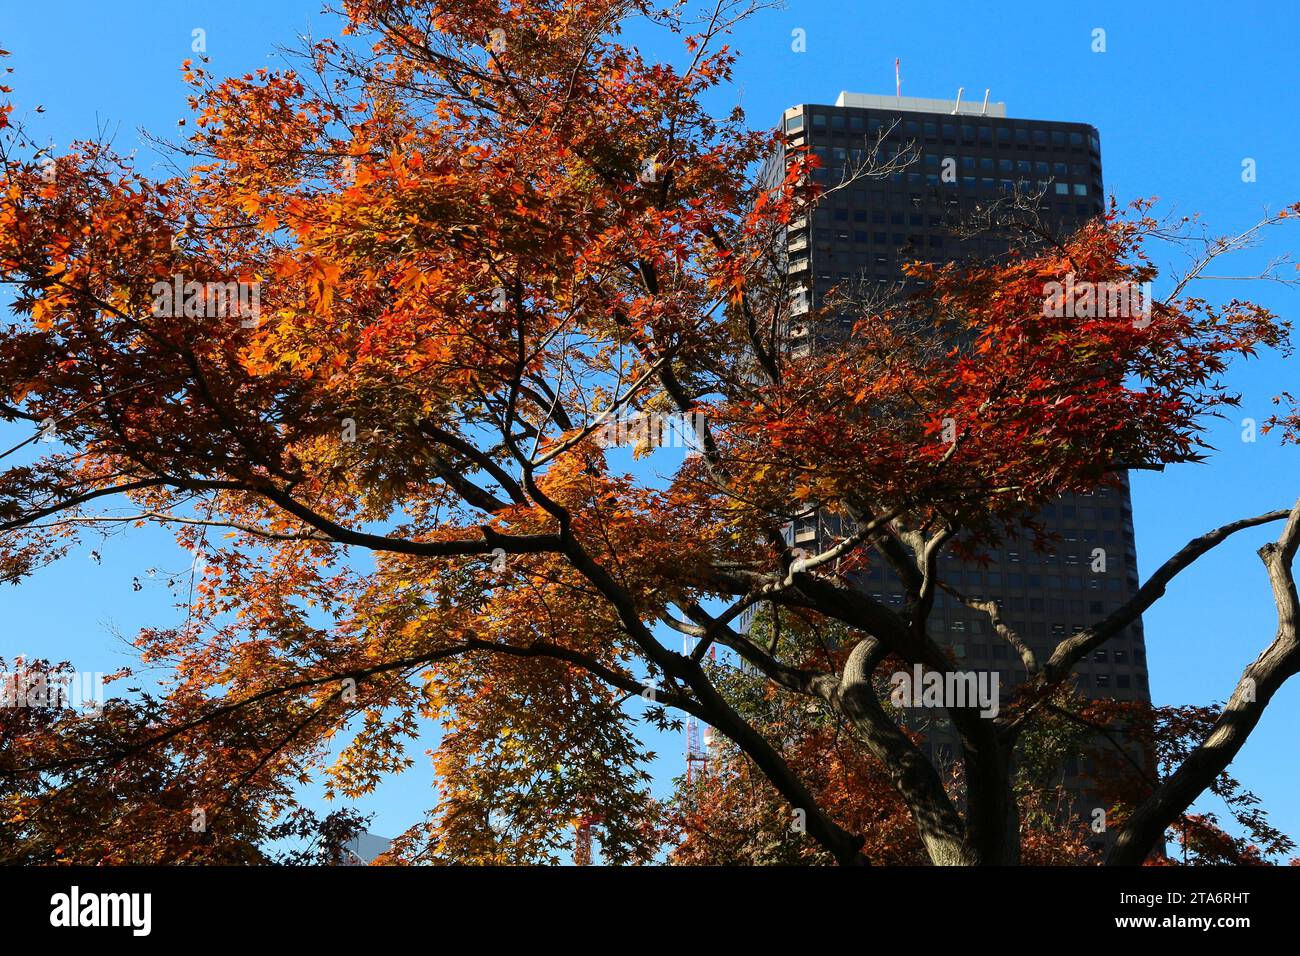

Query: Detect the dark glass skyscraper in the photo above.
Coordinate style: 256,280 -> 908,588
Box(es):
762,92 -> 1151,837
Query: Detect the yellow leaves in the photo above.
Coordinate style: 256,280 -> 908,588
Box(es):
301,258 -> 341,314
31,297 -> 54,331
397,261 -> 428,293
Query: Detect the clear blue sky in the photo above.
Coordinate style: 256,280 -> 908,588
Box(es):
1,0 -> 1298,856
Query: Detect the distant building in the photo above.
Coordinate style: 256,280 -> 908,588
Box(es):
341,832 -> 392,865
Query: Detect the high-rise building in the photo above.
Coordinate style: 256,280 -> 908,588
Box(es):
341,831 -> 392,865
760,92 -> 1151,840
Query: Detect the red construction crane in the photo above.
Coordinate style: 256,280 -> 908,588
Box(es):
683,636 -> 717,784
573,814 -> 603,866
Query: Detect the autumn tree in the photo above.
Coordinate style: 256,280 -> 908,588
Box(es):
0,658 -> 373,864
662,613 -> 1295,866
1,0 -> 1298,865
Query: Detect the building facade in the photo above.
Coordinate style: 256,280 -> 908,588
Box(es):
761,92 -> 1151,838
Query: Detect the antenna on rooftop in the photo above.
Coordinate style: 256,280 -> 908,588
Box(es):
981,88 -> 991,115
894,58 -> 901,98
952,87 -> 964,114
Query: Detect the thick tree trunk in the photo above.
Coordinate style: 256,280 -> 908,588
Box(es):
830,639 -> 978,865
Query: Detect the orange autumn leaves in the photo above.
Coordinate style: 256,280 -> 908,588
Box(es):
0,0 -> 1294,865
